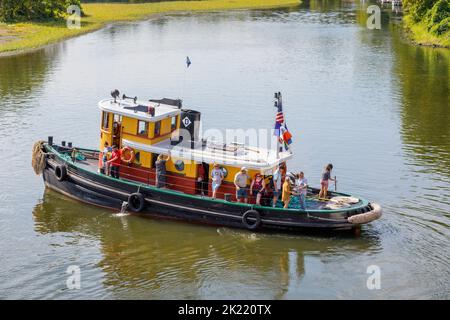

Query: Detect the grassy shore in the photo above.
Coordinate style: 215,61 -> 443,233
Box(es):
403,15 -> 450,48
0,0 -> 300,55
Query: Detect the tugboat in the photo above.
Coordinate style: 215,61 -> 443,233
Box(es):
32,91 -> 382,232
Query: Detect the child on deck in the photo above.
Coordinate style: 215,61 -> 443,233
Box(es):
319,163 -> 336,200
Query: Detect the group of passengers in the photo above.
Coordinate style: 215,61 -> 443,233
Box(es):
232,165 -> 310,209
233,167 -> 267,205
212,162 -> 336,209
101,142 -> 121,179
99,144 -> 174,189
283,163 -> 336,208
100,141 -> 336,209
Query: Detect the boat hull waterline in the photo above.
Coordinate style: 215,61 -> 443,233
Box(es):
41,144 -> 382,232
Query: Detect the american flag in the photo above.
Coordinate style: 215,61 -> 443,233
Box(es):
274,93 -> 283,134
275,110 -> 284,125
273,92 -> 293,150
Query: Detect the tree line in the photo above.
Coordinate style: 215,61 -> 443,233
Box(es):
403,0 -> 450,36
0,0 -> 82,22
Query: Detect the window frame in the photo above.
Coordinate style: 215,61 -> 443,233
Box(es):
102,112 -> 110,130
134,151 -> 141,163
154,120 -> 161,137
171,116 -> 178,132
113,113 -> 122,123
137,120 -> 149,137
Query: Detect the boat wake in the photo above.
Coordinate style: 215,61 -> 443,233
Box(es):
112,201 -> 130,217
113,212 -> 129,217
217,227 -> 260,242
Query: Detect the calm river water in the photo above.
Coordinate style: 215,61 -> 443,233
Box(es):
0,1 -> 449,299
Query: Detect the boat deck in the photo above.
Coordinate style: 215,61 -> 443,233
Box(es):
57,148 -> 364,211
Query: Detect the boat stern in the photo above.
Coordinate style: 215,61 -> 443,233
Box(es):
347,202 -> 382,225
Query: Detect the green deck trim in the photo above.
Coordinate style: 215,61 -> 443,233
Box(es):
46,144 -> 370,214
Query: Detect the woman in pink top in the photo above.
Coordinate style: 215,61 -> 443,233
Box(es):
250,173 -> 265,205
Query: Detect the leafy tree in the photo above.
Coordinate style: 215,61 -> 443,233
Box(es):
427,0 -> 449,35
403,0 -> 436,22
0,0 -> 82,22
404,0 -> 449,36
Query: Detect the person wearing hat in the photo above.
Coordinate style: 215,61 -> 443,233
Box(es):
211,163 -> 224,199
234,167 -> 250,203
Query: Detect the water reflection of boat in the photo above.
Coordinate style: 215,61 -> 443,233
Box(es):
33,92 -> 381,233
32,189 -> 381,297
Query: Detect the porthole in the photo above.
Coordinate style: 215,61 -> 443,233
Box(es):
220,167 -> 228,178
175,160 -> 184,171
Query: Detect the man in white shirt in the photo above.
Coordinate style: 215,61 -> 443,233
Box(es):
234,167 -> 250,203
272,165 -> 285,207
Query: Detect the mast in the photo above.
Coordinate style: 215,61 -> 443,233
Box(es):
274,92 -> 282,159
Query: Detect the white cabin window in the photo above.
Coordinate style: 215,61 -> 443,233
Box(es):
137,120 -> 148,136
171,116 -> 178,131
113,114 -> 122,123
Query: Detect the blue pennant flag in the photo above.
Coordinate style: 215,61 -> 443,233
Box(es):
186,56 -> 191,68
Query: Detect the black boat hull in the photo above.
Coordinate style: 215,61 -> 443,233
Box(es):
42,150 -> 379,233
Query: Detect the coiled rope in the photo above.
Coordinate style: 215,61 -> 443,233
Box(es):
31,141 -> 47,175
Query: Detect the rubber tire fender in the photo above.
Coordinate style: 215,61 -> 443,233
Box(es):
128,193 -> 145,212
242,209 -> 261,230
55,165 -> 67,182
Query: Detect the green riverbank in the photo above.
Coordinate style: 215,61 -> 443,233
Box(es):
403,0 -> 449,48
0,0 -> 300,56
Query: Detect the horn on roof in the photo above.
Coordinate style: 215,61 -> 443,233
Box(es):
122,94 -> 137,104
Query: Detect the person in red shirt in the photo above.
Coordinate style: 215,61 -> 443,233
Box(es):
197,163 -> 207,196
108,145 -> 122,179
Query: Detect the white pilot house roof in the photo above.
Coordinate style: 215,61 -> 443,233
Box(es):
99,98 -> 181,122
